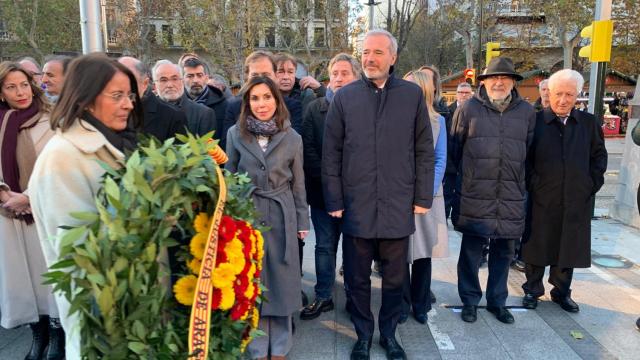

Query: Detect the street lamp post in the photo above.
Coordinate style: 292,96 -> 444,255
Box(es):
365,0 -> 381,30
79,0 -> 104,54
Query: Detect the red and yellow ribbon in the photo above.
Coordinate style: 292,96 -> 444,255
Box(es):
188,144 -> 228,359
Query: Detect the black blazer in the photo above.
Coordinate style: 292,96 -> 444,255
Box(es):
141,94 -> 188,142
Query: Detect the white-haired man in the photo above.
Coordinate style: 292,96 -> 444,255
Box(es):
152,60 -> 216,136
521,69 -> 607,313
534,79 -> 550,111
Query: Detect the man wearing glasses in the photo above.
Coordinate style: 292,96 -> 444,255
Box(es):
152,60 -> 216,137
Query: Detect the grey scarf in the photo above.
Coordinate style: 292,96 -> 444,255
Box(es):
246,115 -> 279,136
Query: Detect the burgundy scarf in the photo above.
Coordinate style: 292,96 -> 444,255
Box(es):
0,101 -> 40,223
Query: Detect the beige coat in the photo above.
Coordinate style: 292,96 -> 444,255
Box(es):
0,112 -> 56,328
29,119 -> 124,360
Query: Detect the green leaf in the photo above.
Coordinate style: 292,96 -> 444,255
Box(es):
69,211 -> 100,222
128,342 -> 146,354
103,176 -> 120,201
58,227 -> 87,250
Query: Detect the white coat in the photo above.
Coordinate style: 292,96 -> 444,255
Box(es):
29,119 -> 124,360
0,112 -> 57,328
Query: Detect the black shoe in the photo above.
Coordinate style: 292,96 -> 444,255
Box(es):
339,264 -> 344,276
486,306 -> 515,324
46,318 -> 65,360
379,336 -> 407,360
461,305 -> 477,323
300,299 -> 335,320
550,291 -> 580,313
398,312 -> 408,324
414,312 -> 428,324
636,317 -> 640,331
301,290 -> 309,307
510,260 -> 526,272
25,316 -> 49,360
522,293 -> 538,309
350,339 -> 371,360
430,290 -> 436,304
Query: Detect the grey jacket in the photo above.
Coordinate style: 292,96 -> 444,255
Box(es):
225,121 -> 309,316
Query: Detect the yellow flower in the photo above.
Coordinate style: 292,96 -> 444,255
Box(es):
251,306 -> 260,328
187,258 -> 202,275
225,238 -> 246,274
193,212 -> 211,234
212,263 -> 236,289
173,275 -> 197,306
189,233 -> 207,260
255,230 -> 264,270
219,285 -> 235,310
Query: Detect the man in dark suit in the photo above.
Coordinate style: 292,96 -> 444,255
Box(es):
118,57 -> 187,142
323,30 -> 434,360
152,60 -> 217,137
182,57 -> 228,137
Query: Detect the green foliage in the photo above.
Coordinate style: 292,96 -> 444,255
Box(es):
44,134 -> 257,359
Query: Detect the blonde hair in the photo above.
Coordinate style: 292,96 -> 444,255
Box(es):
404,70 -> 439,125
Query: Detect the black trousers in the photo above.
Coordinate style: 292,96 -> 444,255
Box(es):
402,258 -> 432,315
443,173 -> 456,219
522,264 -> 574,298
457,234 -> 514,307
343,234 -> 408,340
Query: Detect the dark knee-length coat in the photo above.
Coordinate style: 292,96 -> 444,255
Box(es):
225,121 -> 309,316
522,108 -> 608,268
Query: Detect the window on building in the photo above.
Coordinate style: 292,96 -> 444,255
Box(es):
314,27 -> 325,47
265,27 -> 276,47
162,25 -> 173,46
145,25 -> 156,45
510,0 -> 520,12
315,0 -> 326,17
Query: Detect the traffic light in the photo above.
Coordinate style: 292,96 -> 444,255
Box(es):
464,68 -> 476,86
578,19 -> 614,62
486,42 -> 501,66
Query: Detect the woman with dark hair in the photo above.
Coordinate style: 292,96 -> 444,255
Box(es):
225,76 -> 309,360
0,62 -> 60,360
28,53 -> 142,360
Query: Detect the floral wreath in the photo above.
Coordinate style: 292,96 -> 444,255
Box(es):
45,134 -> 265,359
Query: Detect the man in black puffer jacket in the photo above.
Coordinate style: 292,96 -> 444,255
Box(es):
450,57 -> 535,325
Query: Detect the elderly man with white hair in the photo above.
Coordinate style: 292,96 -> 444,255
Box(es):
534,79 -> 550,111
521,69 -> 607,313
152,59 -> 216,136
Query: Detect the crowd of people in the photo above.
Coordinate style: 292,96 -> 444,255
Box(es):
0,28 -> 618,360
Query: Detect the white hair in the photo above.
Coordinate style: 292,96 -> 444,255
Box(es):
151,59 -> 181,81
548,69 -> 583,94
363,29 -> 398,55
538,79 -> 549,90
457,82 -> 472,91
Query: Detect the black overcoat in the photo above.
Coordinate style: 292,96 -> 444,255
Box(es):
322,74 -> 435,239
522,108 -> 607,268
302,96 -> 329,210
141,93 -> 187,142
450,86 -> 536,239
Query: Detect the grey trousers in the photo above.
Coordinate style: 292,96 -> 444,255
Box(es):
247,315 -> 293,358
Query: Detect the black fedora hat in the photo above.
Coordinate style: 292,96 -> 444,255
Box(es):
477,57 -> 523,81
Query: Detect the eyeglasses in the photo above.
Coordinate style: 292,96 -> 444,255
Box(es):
457,91 -> 472,95
102,92 -> 136,103
156,76 -> 182,84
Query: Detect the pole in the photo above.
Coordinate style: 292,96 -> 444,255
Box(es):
588,0 -> 612,218
79,0 -> 104,54
587,0 -> 612,117
366,0 -> 380,31
476,0 -> 484,77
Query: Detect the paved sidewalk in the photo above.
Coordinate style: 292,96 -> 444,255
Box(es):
2,218 -> 639,360
287,218 -> 640,360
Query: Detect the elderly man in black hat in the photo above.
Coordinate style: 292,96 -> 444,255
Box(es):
450,57 -> 536,324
